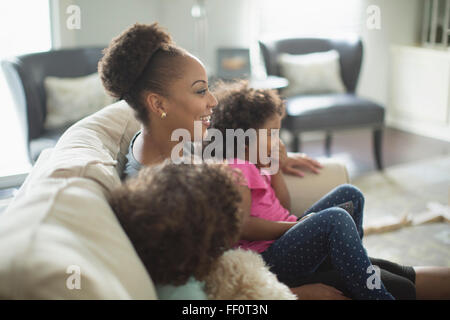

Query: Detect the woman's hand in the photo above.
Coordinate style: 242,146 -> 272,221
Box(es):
290,283 -> 351,300
278,141 -> 323,177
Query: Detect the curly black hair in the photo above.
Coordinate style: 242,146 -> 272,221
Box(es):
209,80 -> 285,158
98,22 -> 188,126
108,161 -> 243,286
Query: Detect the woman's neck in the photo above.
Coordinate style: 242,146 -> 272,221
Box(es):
133,125 -> 179,166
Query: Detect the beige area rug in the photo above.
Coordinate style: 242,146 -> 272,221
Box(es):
351,155 -> 450,267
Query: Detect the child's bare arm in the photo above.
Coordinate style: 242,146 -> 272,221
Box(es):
270,170 -> 291,212
242,217 -> 297,241
270,140 -> 291,211
237,184 -> 296,241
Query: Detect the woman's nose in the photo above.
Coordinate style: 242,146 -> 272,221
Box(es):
209,92 -> 218,108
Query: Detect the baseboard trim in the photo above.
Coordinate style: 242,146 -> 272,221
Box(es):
386,117 -> 450,143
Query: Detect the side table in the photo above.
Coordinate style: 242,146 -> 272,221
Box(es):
249,75 -> 289,90
209,75 -> 288,91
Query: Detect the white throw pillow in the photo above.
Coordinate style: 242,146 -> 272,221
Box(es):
277,50 -> 346,97
44,73 -> 116,130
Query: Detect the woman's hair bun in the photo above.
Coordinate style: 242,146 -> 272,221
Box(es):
98,22 -> 174,98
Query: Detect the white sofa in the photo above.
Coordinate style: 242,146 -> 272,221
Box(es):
0,101 -> 349,299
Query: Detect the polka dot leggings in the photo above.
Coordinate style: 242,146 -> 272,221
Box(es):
261,184 -> 394,300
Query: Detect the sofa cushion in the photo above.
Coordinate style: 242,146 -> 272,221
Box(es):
282,157 -> 350,215
0,101 -> 156,299
284,93 -> 385,131
29,125 -> 71,162
32,100 -> 139,188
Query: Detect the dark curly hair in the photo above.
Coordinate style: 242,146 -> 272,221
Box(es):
108,161 -> 243,286
209,80 -> 285,158
98,22 -> 188,125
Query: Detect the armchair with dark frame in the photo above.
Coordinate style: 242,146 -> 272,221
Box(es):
1,47 -> 105,163
259,36 -> 385,170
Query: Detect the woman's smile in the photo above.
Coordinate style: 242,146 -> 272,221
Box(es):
199,113 -> 212,127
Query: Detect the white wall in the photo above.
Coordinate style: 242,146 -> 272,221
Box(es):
50,0 -> 424,107
358,0 -> 423,106
160,0 -> 425,107
51,0 -> 256,74
50,0 -> 162,48
255,0 -> 424,107
159,0 -> 256,75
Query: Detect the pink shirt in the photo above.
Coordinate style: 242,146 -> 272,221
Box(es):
228,159 -> 297,253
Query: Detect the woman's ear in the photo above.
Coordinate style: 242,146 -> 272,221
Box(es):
145,92 -> 167,118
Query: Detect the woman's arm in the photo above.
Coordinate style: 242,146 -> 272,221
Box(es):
236,184 -> 296,241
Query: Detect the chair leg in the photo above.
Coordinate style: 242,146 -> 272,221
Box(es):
325,132 -> 332,157
292,133 -> 300,152
373,128 -> 384,170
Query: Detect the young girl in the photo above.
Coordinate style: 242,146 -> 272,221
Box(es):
209,81 -> 394,300
109,161 -> 243,299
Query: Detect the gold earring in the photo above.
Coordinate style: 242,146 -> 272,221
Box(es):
161,112 -> 167,119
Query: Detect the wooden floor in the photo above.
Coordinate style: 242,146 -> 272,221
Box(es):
288,126 -> 450,178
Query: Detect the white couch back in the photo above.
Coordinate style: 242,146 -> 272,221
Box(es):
0,99 -> 350,299
0,101 -> 157,299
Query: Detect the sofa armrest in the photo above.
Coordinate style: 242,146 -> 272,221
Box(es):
283,159 -> 349,217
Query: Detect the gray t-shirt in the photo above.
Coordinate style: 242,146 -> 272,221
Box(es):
123,131 -> 143,179
121,132 -> 207,299
123,131 -> 201,180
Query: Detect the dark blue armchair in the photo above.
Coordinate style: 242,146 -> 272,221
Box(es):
1,47 -> 105,162
259,36 -> 385,170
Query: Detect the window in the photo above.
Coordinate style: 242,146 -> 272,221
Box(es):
0,0 -> 51,182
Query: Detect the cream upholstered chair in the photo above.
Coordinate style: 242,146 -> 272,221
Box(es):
0,101 -> 349,299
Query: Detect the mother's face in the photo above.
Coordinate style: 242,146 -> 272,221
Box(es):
161,54 -> 218,140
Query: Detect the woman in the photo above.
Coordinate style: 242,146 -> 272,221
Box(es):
98,22 -> 450,300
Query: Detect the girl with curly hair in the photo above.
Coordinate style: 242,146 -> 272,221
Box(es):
109,162 -> 243,299
209,80 -> 397,300
210,80 -> 448,300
